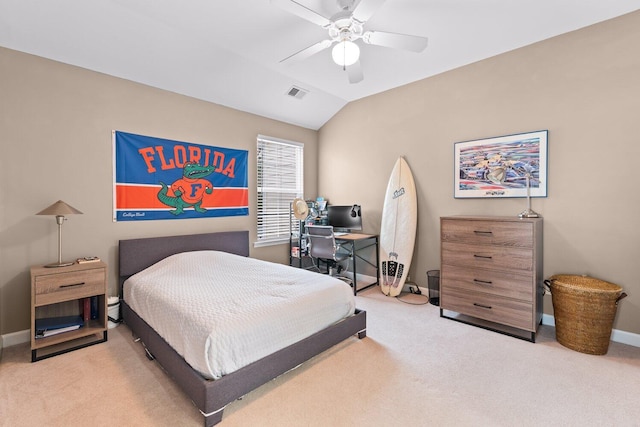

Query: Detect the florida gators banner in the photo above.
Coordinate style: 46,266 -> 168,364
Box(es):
113,131 -> 249,221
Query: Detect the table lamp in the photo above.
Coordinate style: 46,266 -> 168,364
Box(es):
36,200 -> 83,267
518,172 -> 540,218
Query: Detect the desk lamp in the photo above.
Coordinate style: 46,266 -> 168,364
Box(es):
518,172 -> 540,218
36,200 -> 83,267
516,163 -> 540,218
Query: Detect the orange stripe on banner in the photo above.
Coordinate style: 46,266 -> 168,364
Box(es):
116,186 -> 164,208
214,188 -> 249,207
116,185 -> 248,209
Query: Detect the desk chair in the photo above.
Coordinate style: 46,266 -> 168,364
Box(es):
306,225 -> 350,276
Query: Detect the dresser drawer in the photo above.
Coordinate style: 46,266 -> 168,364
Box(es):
34,268 -> 105,306
441,218 -> 533,248
442,241 -> 533,272
441,264 -> 533,301
441,291 -> 534,331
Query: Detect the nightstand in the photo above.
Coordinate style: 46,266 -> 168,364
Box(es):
30,261 -> 108,362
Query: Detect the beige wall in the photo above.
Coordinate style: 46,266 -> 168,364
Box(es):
319,11 -> 640,333
2,11 -> 639,338
0,47 -> 318,334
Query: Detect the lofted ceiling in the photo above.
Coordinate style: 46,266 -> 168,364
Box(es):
1,0 -> 639,130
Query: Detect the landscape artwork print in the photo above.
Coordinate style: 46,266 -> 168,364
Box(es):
454,130 -> 548,198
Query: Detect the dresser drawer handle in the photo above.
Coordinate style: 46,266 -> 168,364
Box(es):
473,230 -> 493,235
473,303 -> 492,310
60,282 -> 85,288
473,279 -> 493,285
473,254 -> 493,260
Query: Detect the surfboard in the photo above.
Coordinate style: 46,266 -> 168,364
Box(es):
379,157 -> 417,297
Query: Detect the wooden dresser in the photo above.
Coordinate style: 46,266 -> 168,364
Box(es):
440,216 -> 543,341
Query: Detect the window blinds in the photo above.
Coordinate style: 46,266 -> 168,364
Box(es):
256,135 -> 304,244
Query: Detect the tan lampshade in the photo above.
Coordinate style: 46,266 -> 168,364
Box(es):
36,200 -> 83,216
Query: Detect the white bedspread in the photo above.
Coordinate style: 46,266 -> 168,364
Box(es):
124,251 -> 356,379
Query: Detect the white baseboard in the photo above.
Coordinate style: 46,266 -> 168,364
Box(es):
542,314 -> 640,348
3,317 -> 639,349
2,329 -> 30,347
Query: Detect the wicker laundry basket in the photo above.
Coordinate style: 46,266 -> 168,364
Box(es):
545,275 -> 627,355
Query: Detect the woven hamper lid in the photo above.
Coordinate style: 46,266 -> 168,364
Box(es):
549,274 -> 622,294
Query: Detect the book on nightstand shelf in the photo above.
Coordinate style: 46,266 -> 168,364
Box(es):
37,325 -> 81,338
83,297 -> 90,323
90,296 -> 98,320
35,315 -> 84,339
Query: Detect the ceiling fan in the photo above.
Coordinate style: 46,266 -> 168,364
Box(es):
271,0 -> 428,84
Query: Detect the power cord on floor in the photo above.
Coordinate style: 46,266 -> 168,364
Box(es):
396,283 -> 430,305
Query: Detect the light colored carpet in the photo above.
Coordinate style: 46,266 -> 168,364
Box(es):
1,287 -> 639,426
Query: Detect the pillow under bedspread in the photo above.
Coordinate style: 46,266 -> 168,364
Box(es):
124,250 -> 356,379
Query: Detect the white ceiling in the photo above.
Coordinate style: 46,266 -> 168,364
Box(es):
2,0 -> 639,130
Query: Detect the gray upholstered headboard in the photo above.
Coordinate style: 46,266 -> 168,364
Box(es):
118,230 -> 249,295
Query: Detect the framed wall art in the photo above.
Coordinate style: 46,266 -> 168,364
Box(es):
454,130 -> 548,199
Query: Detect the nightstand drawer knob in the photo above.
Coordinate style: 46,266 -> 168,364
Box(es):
473,279 -> 493,285
473,254 -> 493,260
473,230 -> 493,235
60,282 -> 85,288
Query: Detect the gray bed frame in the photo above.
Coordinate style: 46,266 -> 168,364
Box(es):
118,230 -> 367,426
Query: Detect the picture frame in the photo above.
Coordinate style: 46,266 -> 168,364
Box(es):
454,130 -> 548,199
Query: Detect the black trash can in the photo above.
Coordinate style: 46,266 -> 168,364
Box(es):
427,270 -> 440,306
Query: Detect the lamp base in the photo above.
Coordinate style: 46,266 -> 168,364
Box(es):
44,261 -> 75,268
518,208 -> 540,218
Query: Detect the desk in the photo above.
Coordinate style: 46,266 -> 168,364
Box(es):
335,233 -> 379,295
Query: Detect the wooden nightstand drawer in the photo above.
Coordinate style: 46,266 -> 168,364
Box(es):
442,241 -> 533,272
441,218 -> 533,248
442,291 -> 533,331
441,264 -> 533,301
34,268 -> 105,306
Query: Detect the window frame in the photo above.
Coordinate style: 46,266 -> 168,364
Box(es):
255,134 -> 304,247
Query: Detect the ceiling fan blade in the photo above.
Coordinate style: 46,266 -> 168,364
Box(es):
270,0 -> 331,27
363,31 -> 428,52
280,39 -> 333,64
351,0 -> 387,23
347,60 -> 364,84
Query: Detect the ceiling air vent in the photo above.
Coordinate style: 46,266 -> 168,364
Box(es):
286,86 -> 308,100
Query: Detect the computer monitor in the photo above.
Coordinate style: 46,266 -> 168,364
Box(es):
327,205 -> 362,232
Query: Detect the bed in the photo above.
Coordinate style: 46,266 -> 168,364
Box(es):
118,230 -> 367,426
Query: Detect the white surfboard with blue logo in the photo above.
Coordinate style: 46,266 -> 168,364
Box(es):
379,157 -> 417,297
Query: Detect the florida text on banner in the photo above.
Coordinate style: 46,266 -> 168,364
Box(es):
113,131 -> 249,221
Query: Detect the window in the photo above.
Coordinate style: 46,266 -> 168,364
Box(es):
256,135 -> 304,246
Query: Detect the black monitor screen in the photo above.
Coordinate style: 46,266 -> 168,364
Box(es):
327,205 -> 362,232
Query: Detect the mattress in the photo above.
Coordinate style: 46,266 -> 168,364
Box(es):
123,250 -> 356,379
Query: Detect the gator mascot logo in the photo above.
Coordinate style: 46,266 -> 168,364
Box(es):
157,162 -> 215,215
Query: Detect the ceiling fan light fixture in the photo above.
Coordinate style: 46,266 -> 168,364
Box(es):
332,40 -> 360,67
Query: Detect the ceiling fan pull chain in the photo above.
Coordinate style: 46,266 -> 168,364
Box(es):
342,42 -> 347,70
